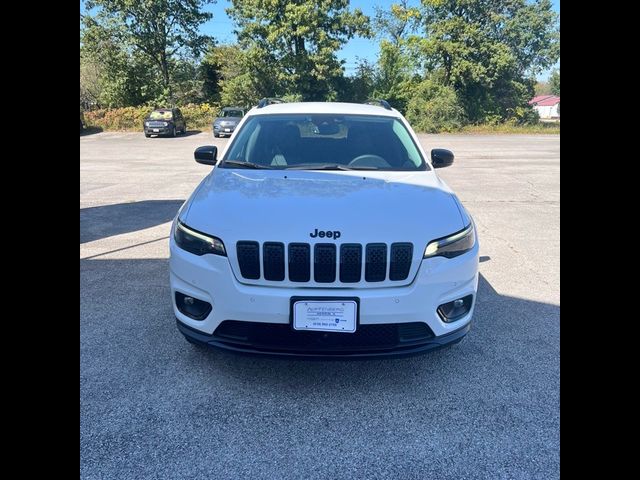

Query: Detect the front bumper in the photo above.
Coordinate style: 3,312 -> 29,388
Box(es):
213,124 -> 236,135
177,317 -> 471,358
169,237 -> 479,358
144,127 -> 172,135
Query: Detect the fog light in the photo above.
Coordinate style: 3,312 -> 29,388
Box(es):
175,292 -> 212,320
437,295 -> 473,322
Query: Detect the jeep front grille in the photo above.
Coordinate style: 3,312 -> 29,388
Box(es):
236,241 -> 414,283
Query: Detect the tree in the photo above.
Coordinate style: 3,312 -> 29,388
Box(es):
226,0 -> 370,100
80,53 -> 103,109
535,81 -> 551,95
84,0 -> 214,101
373,0 -> 419,47
412,0 -> 559,122
171,57 -> 208,104
199,46 -> 226,102
202,44 -> 280,107
332,58 -> 376,103
405,78 -> 465,132
549,69 -> 560,96
371,1 -> 421,113
349,59 -> 376,103
81,15 -> 163,107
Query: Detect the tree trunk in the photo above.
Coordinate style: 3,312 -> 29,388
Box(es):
160,50 -> 172,103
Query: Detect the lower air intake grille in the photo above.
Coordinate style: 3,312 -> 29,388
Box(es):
213,321 -> 435,353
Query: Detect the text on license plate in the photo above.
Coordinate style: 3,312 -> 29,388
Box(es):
292,300 -> 357,333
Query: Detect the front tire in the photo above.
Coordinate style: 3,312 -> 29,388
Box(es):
170,126 -> 176,137
144,133 -> 151,138
214,132 -> 219,138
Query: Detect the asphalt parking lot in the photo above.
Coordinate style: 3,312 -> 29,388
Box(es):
80,129 -> 559,479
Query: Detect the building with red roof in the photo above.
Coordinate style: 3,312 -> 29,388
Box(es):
529,95 -> 560,119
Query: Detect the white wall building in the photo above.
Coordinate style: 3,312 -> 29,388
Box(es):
529,95 -> 560,119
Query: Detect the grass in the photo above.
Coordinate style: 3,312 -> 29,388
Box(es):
456,122 -> 560,134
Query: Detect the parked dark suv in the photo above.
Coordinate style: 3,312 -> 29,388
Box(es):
213,107 -> 245,137
144,108 -> 187,137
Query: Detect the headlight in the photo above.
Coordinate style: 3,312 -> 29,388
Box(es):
162,121 -> 168,127
174,220 -> 226,256
144,122 -> 149,126
424,223 -> 475,259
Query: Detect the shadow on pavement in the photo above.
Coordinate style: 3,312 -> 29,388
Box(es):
146,129 -> 203,138
80,126 -> 103,136
80,200 -> 184,244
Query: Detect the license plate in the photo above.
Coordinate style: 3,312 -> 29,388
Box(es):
153,129 -> 159,132
224,128 -> 231,132
292,300 -> 357,333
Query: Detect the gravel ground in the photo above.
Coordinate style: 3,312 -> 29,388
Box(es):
80,130 -> 559,479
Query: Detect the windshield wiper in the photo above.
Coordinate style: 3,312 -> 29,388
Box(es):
285,163 -> 378,171
219,160 -> 272,169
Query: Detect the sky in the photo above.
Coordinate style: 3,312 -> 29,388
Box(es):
82,0 -> 560,80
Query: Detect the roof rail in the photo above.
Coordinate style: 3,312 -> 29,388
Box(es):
364,99 -> 392,110
257,97 -> 286,108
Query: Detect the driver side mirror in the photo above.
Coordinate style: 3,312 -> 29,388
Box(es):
194,146 -> 217,165
431,148 -> 454,168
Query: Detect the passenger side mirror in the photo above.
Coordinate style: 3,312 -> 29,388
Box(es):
194,146 -> 217,165
431,148 -> 454,168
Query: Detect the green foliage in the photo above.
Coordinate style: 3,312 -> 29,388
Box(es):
84,103 -> 220,131
460,121 -> 559,134
199,49 -> 223,102
171,59 -> 208,104
81,15 -> 163,107
549,69 -> 560,96
79,0 -> 560,133
214,45 -> 281,107
370,1 -> 421,114
535,81 -> 551,95
505,105 -> 540,125
411,0 -> 559,123
405,78 -> 465,132
83,0 -> 214,100
333,59 -> 376,103
226,0 -> 371,101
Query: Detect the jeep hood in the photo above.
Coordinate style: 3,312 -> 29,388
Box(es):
182,169 -> 466,246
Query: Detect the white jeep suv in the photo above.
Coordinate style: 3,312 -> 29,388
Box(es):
169,99 -> 479,358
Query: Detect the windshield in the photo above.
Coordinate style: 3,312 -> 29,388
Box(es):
221,110 -> 243,118
149,110 -> 173,120
222,114 -> 428,171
